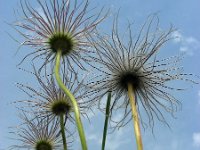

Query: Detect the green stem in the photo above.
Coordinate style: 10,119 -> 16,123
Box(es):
101,92 -> 111,150
60,114 -> 67,150
54,50 -> 88,150
127,83 -> 143,150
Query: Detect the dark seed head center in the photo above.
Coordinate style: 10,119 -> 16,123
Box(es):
48,33 -> 74,55
51,100 -> 71,116
119,72 -> 140,90
35,140 -> 52,150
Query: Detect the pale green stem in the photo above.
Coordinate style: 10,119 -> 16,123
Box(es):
54,50 -> 88,150
101,92 -> 111,150
60,114 -> 67,150
127,83 -> 143,150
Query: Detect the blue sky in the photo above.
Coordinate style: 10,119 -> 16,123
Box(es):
0,0 -> 200,150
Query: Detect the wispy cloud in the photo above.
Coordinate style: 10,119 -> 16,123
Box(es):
172,31 -> 200,56
193,132 -> 200,147
106,127 -> 131,150
87,132 -> 102,144
85,121 -> 131,150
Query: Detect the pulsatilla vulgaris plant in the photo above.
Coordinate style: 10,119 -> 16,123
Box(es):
16,67 -> 94,126
14,67 -> 94,149
10,113 -> 64,150
15,0 -> 106,72
11,0 -> 198,149
88,15 -> 198,150
13,0 -> 107,149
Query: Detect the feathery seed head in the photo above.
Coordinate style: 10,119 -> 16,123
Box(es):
16,66 -> 95,124
88,14 -> 198,129
15,0 -> 107,71
10,113 -> 62,150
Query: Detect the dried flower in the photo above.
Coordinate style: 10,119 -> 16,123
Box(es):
88,15 -> 197,129
14,0 -> 106,72
16,66 -> 94,125
10,113 -> 63,150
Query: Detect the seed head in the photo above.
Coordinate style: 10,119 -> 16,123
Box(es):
16,66 -> 95,124
14,0 -> 107,71
88,15 -> 198,129
10,113 -> 62,150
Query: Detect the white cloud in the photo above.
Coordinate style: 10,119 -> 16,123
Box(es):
172,31 -> 182,43
106,128 -> 130,150
193,132 -> 200,147
87,132 -> 101,144
85,122 -> 131,150
172,31 -> 200,56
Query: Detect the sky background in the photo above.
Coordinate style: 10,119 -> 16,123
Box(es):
0,0 -> 200,150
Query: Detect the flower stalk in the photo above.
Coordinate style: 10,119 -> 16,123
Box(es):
101,92 -> 112,150
55,49 -> 88,150
127,83 -> 143,150
60,114 -> 67,150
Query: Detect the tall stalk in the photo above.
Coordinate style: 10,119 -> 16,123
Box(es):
55,50 -> 88,150
127,83 -> 143,150
101,92 -> 112,150
60,114 -> 67,150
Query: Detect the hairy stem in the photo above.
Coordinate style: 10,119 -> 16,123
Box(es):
55,50 -> 88,150
127,83 -> 143,150
101,92 -> 112,150
60,114 -> 67,150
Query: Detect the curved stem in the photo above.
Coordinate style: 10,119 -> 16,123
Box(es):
54,50 -> 88,150
127,83 -> 143,150
101,92 -> 111,150
60,114 -> 67,150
